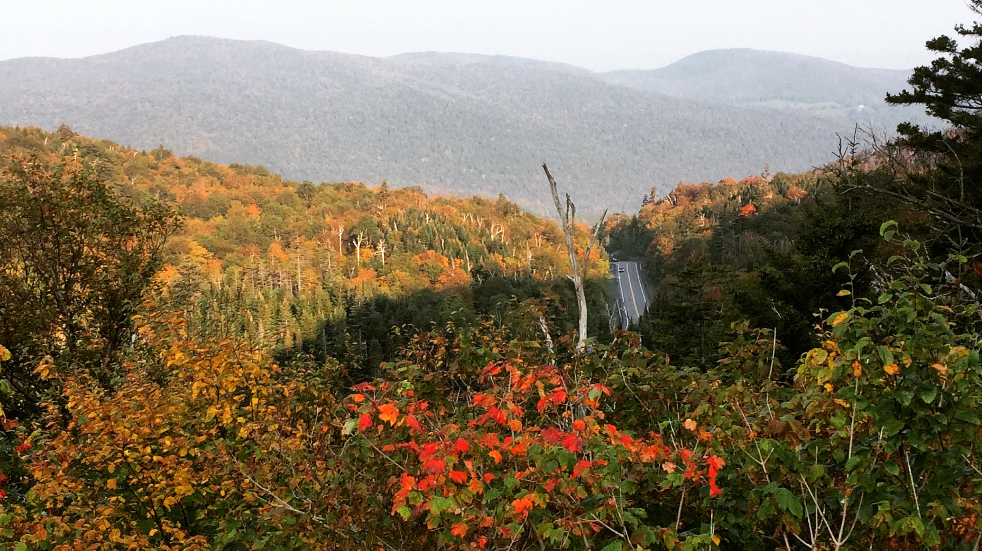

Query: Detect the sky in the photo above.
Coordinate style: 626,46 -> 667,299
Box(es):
1,0 -> 976,71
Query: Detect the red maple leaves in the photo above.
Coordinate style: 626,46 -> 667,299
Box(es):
347,358 -> 728,547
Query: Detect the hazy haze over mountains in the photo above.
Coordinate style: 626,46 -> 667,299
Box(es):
0,36 -> 928,213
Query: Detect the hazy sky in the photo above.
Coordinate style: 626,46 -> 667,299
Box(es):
1,1 -> 976,71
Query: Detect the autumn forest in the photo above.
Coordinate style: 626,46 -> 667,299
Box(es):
3,6 -> 982,551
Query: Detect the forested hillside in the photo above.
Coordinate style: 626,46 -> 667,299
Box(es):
0,124 -> 613,395
0,36 -> 850,214
606,169 -> 893,369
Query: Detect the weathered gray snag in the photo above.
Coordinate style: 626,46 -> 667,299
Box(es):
542,163 -> 607,352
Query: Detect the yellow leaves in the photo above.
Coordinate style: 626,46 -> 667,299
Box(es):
712,535 -> 721,545
34,356 -> 55,380
932,363 -> 949,377
851,361 -> 862,378
0,344 -> 10,362
824,383 -> 834,393
831,312 -> 849,327
683,418 -> 697,432
883,363 -> 900,376
807,348 -> 829,366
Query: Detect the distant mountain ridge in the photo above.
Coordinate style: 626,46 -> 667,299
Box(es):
600,48 -> 931,129
0,37 -> 927,213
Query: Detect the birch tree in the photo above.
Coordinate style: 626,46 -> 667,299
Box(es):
542,164 -> 606,352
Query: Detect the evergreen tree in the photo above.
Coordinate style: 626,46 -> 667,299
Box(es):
882,2 -> 982,239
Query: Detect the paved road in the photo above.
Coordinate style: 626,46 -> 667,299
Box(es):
611,261 -> 649,329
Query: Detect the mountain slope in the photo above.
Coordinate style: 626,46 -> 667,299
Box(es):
1,37 -> 852,213
601,48 -> 931,130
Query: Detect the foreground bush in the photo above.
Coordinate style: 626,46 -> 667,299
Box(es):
1,228 -> 980,550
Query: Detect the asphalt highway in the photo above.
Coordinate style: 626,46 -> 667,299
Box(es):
611,261 -> 649,329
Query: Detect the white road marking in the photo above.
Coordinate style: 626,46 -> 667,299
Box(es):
631,262 -> 647,310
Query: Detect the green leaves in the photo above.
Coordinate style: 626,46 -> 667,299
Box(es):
877,346 -> 894,366
880,220 -> 899,241
773,487 -> 803,518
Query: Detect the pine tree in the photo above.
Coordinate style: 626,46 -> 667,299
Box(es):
881,2 -> 982,236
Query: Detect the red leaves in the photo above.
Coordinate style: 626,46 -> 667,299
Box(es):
357,414 -> 374,431
536,389 -> 567,413
357,361 -> 719,544
472,393 -> 495,408
560,433 -> 582,453
423,458 -> 446,474
420,442 -> 440,458
482,364 -> 502,376
479,433 -> 501,449
707,455 -> 725,497
478,406 -> 507,426
551,390 -> 567,406
511,496 -> 534,519
541,427 -> 564,444
508,440 -> 527,457
393,473 -> 416,508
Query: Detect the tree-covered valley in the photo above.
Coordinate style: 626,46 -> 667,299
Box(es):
3,5 -> 982,551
